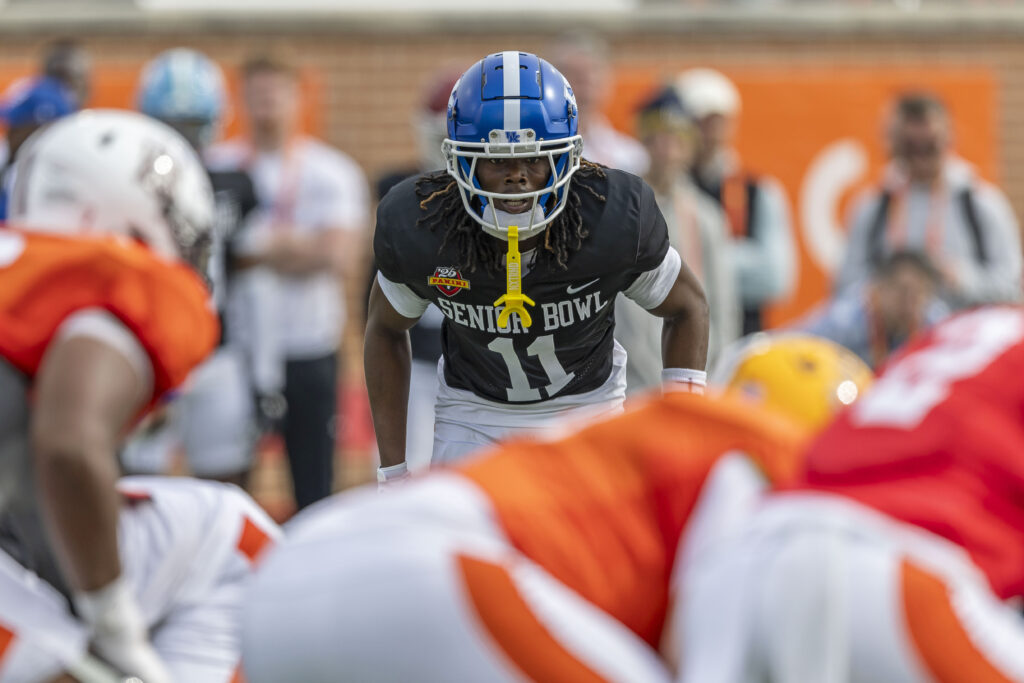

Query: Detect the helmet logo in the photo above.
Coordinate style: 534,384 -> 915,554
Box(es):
428,266 -> 471,297
504,131 -> 521,143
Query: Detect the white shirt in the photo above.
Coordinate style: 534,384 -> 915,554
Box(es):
579,116 -> 649,176
207,136 -> 369,358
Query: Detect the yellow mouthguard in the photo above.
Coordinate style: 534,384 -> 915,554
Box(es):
493,224 -> 535,329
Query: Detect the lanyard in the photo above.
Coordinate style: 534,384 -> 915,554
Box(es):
720,172 -> 749,239
494,224 -> 535,329
887,180 -> 947,258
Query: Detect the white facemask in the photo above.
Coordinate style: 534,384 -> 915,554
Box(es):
479,201 -> 548,242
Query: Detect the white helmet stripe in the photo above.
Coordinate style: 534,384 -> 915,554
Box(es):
502,50 -> 520,131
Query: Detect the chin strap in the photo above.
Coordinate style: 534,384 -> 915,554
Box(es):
493,224 -> 535,329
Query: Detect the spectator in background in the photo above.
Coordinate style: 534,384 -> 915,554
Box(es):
836,92 -> 1021,308
546,32 -> 649,175
122,48 -> 266,487
41,38 -> 91,107
796,250 -> 949,370
675,68 -> 796,335
616,86 -> 740,392
207,53 -> 370,510
0,38 -> 90,171
0,77 -> 75,219
372,68 -> 461,472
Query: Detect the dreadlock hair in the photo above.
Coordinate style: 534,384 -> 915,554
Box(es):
415,160 -> 607,275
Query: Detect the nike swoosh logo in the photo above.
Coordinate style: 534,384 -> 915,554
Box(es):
566,278 -> 599,295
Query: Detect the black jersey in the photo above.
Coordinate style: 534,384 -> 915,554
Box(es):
374,168 -> 670,404
209,169 -> 258,251
208,169 -> 258,342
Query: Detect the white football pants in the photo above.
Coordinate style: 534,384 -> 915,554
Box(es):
0,477 -> 279,683
679,494 -> 1024,683
241,475 -> 671,683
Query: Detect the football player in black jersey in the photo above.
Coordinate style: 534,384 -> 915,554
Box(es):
130,48 -> 265,487
367,51 -> 709,484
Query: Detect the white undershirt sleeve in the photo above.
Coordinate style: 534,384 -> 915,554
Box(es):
55,309 -> 155,399
376,272 -> 430,319
623,247 -> 682,310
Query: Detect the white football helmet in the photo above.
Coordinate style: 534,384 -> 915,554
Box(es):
7,108 -> 214,270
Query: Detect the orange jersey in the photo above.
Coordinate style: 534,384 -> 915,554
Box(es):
458,392 -> 809,648
0,228 -> 218,402
797,306 -> 1024,600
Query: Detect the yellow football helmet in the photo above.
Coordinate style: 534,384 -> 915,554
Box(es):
711,333 -> 874,432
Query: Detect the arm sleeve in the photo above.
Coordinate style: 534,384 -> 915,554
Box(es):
56,309 -> 154,400
623,247 -> 682,310
107,260 -> 219,398
377,272 -> 429,319
729,177 -> 796,307
954,183 -> 1023,304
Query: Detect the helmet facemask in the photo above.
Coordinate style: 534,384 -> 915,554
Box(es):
135,142 -> 216,281
443,130 -> 583,242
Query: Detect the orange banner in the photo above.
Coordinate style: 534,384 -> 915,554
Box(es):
607,66 -> 998,326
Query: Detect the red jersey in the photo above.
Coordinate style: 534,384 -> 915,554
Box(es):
459,392 -> 809,648
798,306 -> 1024,599
0,228 -> 218,402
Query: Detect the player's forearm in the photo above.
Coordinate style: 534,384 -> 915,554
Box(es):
34,436 -> 122,591
661,294 -> 710,372
364,324 -> 412,468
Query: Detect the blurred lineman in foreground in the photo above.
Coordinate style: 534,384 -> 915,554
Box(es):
681,306 -> 1024,682
0,110 -> 277,682
240,334 -> 872,681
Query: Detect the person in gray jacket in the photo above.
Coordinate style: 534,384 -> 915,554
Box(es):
835,92 -> 1021,308
675,68 -> 796,335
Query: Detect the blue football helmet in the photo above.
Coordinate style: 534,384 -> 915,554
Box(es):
137,48 -> 227,149
443,51 -> 583,241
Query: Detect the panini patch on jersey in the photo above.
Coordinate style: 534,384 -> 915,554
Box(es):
429,267 -> 470,297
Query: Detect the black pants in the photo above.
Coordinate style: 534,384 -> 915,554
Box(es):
283,353 -> 338,510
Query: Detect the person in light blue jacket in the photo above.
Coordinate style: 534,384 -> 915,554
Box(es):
796,250 -> 950,370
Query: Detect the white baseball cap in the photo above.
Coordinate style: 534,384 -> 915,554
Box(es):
674,68 -> 741,118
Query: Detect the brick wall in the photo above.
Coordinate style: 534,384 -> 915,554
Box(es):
1,21 -> 1023,216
